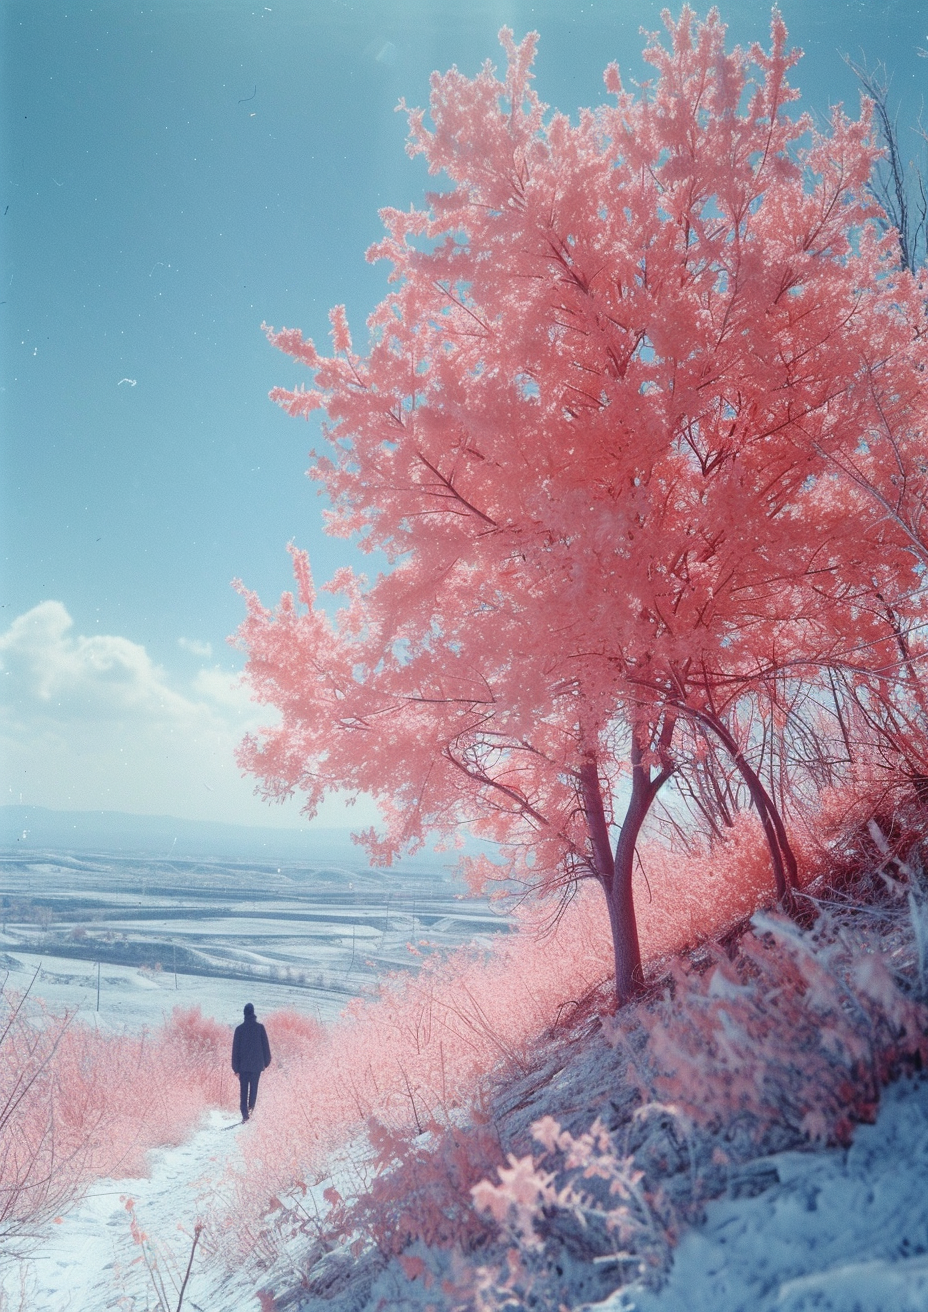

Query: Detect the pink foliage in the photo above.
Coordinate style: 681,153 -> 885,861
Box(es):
172,1005 -> 230,1096
321,1117 -> 504,1257
261,1008 -> 325,1067
468,1113 -> 673,1295
635,814 -> 796,955
221,839 -> 781,1251
0,993 -> 233,1244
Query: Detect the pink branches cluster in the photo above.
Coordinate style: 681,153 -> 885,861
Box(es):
239,8 -> 928,1002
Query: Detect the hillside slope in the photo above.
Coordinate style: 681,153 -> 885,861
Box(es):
245,887 -> 928,1311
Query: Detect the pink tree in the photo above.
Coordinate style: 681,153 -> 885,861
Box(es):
237,10 -> 923,1003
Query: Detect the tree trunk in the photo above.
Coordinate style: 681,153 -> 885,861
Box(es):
583,727 -> 674,1007
677,702 -> 800,909
607,815 -> 646,1006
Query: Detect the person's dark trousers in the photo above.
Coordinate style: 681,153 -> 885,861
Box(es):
239,1070 -> 261,1119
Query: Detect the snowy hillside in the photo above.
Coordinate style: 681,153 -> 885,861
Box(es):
609,1074 -> 928,1312
202,888 -> 928,1312
3,834 -> 927,1312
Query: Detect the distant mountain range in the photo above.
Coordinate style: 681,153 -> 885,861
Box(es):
0,805 -> 454,870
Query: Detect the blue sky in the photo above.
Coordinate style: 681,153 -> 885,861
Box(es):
1,0 -> 925,827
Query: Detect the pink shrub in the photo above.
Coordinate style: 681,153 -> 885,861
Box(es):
319,1118 -> 503,1258
262,1008 -> 325,1068
0,988 -> 82,1245
172,1005 -> 233,1105
796,774 -> 928,895
453,1116 -> 675,1306
0,989 -> 233,1246
636,814 -> 788,962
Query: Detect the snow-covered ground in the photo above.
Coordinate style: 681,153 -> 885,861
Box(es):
0,948 -> 349,1030
606,1073 -> 928,1312
0,1108 -> 255,1312
0,850 -> 511,1030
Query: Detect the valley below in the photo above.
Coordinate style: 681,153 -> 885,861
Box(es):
0,848 -> 511,1028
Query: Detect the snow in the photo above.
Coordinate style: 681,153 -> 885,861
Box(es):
0,947 -> 348,1030
602,1073 -> 928,1312
0,851 -> 510,1033
5,849 -> 928,1310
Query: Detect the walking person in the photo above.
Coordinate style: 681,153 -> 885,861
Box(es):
231,1002 -> 272,1122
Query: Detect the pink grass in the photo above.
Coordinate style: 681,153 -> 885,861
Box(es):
0,995 -> 232,1245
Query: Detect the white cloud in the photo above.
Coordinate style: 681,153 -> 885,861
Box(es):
178,636 -> 213,659
0,602 -> 375,830
191,666 -> 255,712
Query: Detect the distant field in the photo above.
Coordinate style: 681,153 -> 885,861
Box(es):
0,850 -> 512,1029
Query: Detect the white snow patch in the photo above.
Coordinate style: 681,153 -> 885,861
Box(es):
600,1074 -> 928,1312
0,1109 -> 257,1312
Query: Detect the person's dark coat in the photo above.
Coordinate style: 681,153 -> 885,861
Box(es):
231,1011 -> 271,1074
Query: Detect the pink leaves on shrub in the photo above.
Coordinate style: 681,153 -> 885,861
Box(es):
261,1008 -> 325,1067
465,1113 -> 675,1305
336,1119 -> 505,1256
173,1005 -> 228,1064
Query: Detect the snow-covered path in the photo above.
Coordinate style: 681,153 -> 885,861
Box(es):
605,1073 -> 928,1312
1,1110 -> 258,1312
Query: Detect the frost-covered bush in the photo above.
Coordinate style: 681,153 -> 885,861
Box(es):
0,993 -> 232,1248
458,1113 -> 678,1308
0,986 -> 84,1246
635,910 -> 928,1153
431,905 -> 928,1309
308,1118 -> 504,1260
